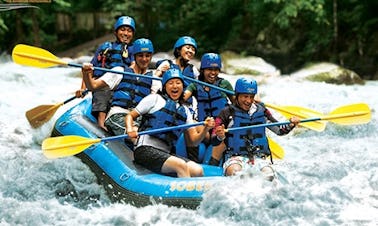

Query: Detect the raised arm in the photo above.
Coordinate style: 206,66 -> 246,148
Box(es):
184,117 -> 214,146
81,63 -> 107,91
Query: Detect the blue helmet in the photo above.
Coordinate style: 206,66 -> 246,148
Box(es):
173,36 -> 197,51
200,53 -> 222,70
235,77 -> 258,95
114,16 -> 136,32
162,68 -> 184,87
133,38 -> 154,54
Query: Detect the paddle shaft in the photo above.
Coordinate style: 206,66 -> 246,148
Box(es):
183,75 -> 234,95
226,111 -> 368,132
101,121 -> 205,142
15,45 -> 368,129
87,63 -> 235,94
42,121 -> 205,151
14,49 -> 235,93
264,103 -> 321,119
66,62 -> 161,81
65,61 -> 235,93
63,89 -> 89,104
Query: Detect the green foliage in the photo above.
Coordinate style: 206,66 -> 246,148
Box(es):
0,17 -> 8,34
1,0 -> 376,77
264,0 -> 327,28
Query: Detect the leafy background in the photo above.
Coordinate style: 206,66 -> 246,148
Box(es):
0,0 -> 377,78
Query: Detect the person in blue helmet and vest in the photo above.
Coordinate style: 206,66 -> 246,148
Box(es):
182,53 -> 235,162
210,77 -> 300,178
81,38 -> 157,146
152,36 -> 199,92
76,16 -> 136,130
125,68 -> 215,177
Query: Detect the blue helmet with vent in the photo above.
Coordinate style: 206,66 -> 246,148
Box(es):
162,68 -> 184,87
235,77 -> 257,95
133,38 -> 154,54
200,53 -> 222,69
114,16 -> 135,32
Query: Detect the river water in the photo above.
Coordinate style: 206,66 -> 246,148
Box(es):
0,54 -> 377,226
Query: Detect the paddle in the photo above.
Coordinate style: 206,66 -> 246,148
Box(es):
12,44 -> 161,81
12,44 -> 329,126
226,103 -> 371,133
42,121 -> 205,159
268,138 -> 285,159
264,103 -> 326,132
12,44 -> 364,131
13,44 -> 236,93
25,90 -> 89,128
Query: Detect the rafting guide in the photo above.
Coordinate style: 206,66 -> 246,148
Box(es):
76,16 -> 136,130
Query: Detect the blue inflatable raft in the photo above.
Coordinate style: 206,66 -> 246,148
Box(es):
51,97 -> 226,209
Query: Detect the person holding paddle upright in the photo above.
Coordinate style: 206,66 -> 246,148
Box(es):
81,38 -> 156,145
125,68 -> 215,178
76,16 -> 136,130
210,77 -> 299,178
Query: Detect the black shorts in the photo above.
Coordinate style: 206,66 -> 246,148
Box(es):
186,146 -> 200,163
92,90 -> 113,114
134,146 -> 189,174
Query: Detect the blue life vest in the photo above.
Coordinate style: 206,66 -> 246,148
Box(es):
156,59 -> 195,87
141,95 -> 187,148
196,78 -> 229,121
111,69 -> 153,109
225,104 -> 270,160
91,41 -> 134,77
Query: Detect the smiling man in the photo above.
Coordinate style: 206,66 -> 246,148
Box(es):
80,38 -> 157,145
76,16 -> 136,130
210,77 -> 299,177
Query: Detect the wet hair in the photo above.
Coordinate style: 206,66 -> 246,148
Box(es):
198,70 -> 205,82
173,47 -> 181,58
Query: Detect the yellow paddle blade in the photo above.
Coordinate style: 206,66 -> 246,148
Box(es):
326,103 -> 371,125
12,44 -> 67,68
25,103 -> 63,128
281,105 -> 326,132
265,103 -> 326,132
268,138 -> 284,159
42,135 -> 101,159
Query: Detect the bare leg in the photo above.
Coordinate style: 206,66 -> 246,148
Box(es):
261,165 -> 275,181
161,156 -> 190,178
225,164 -> 242,176
187,161 -> 203,177
97,112 -> 108,131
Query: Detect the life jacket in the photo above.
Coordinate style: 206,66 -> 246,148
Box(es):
195,78 -> 229,121
111,69 -> 153,109
140,94 -> 187,149
225,104 -> 270,160
156,59 -> 194,87
91,41 -> 134,77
